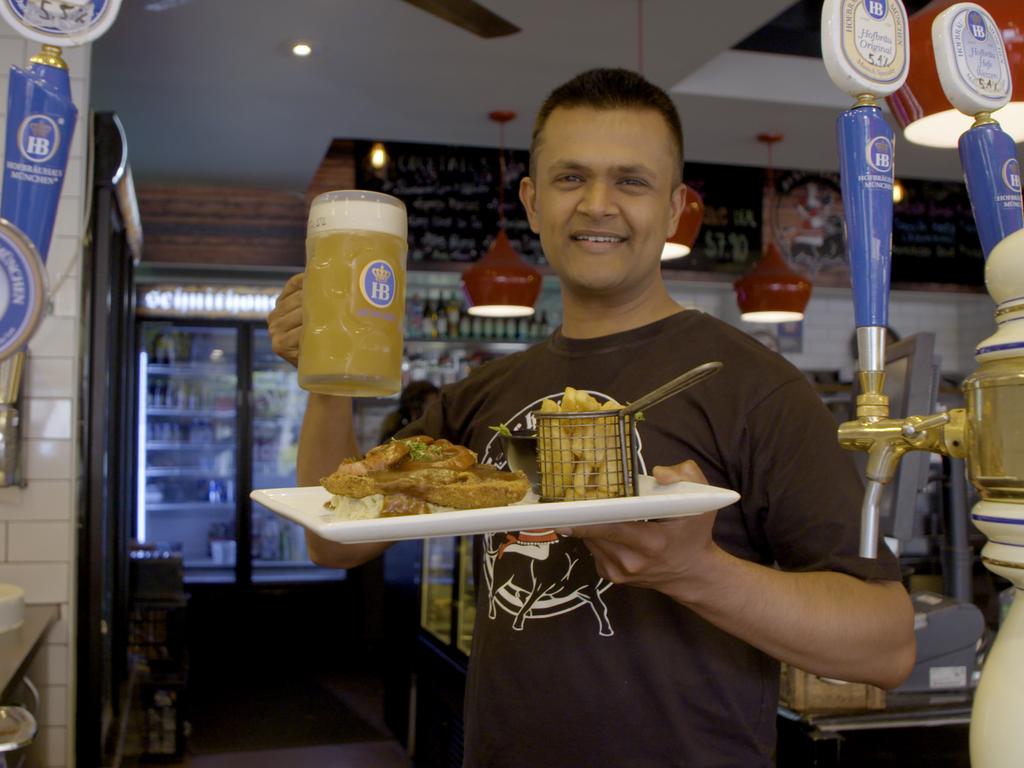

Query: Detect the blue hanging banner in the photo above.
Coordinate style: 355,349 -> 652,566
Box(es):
1,51 -> 76,264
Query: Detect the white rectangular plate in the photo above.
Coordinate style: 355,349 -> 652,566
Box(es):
250,475 -> 740,544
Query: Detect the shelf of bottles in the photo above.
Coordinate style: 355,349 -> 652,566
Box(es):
139,324 -> 239,582
406,289 -> 555,344
400,289 -> 559,390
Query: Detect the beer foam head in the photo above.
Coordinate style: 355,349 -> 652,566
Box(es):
308,190 -> 407,239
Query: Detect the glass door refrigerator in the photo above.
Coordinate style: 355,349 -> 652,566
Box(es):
135,311 -> 339,585
250,327 -> 322,582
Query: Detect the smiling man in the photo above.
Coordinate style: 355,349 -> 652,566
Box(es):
269,68 -> 914,767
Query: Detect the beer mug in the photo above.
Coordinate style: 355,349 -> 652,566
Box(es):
299,190 -> 408,397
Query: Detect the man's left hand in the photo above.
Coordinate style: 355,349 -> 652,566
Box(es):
556,459 -> 721,595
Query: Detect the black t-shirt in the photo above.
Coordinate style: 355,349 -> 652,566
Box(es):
400,310 -> 900,768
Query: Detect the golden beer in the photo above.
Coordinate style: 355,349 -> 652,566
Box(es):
298,190 -> 408,397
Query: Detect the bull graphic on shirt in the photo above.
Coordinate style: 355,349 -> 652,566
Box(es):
483,529 -> 613,636
478,390 -> 647,638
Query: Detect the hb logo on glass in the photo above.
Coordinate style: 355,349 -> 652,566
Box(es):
362,261 -> 396,308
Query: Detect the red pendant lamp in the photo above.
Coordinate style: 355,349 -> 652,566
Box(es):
461,111 -> 542,318
734,133 -> 812,323
887,0 -> 1024,148
662,184 -> 704,260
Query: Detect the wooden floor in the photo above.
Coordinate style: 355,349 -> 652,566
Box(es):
132,667 -> 413,768
160,741 -> 412,768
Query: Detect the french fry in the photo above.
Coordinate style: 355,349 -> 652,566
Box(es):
562,387 -> 580,412
593,459 -> 610,498
588,414 -> 609,464
572,459 -> 589,497
559,438 -> 575,494
578,391 -> 601,412
571,418 -> 590,460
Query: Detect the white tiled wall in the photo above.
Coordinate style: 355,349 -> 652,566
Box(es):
0,24 -> 90,768
667,280 -> 995,379
9,522 -> 72,562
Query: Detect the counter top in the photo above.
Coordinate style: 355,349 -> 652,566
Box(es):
0,604 -> 59,701
778,690 -> 973,733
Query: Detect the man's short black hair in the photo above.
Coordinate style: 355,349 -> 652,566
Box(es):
530,68 -> 684,184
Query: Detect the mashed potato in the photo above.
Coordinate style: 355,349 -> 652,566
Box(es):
324,493 -> 385,520
324,493 -> 452,520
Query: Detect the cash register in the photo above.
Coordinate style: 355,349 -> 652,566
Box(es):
899,591 -> 985,693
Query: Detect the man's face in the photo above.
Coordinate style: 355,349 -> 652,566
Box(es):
520,107 -> 683,299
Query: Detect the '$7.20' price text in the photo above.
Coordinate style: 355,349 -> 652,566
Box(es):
702,230 -> 751,264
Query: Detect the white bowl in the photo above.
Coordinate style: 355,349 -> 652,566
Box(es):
0,583 -> 25,634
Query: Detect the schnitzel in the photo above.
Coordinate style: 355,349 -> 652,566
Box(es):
321,436 -> 531,518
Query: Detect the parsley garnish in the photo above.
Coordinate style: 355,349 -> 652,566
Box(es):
398,438 -> 443,461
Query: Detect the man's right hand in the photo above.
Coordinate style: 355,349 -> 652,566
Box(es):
268,272 -> 303,367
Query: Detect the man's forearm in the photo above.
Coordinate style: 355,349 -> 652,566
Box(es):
297,393 -> 359,486
304,530 -> 390,569
297,393 -> 390,568
669,549 -> 915,689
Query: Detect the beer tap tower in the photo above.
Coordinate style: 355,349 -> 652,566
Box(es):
825,1 -> 1024,765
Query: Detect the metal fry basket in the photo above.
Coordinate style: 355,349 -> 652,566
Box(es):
530,362 -> 725,503
534,408 -> 640,502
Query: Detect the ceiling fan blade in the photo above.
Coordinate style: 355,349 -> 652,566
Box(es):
402,0 -> 520,38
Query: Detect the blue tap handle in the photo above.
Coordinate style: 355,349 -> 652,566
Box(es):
837,106 -> 894,330
960,122 -> 1023,260
0,62 -> 76,264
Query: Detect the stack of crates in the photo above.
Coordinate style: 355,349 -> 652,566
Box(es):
128,549 -> 188,761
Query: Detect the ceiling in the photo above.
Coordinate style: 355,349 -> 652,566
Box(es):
89,0 -> 967,194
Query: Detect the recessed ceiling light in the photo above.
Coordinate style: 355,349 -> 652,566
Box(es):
291,42 -> 312,57
892,179 -> 905,205
369,142 -> 389,169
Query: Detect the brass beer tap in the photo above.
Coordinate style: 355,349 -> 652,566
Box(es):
837,370 -> 968,557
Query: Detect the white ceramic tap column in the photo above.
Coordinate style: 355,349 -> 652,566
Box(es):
930,5 -> 1024,766
966,228 -> 1024,768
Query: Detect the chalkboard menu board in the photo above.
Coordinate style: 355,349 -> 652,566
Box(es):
355,140 -> 544,265
891,181 -> 983,286
664,161 -> 764,276
354,140 -> 985,288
